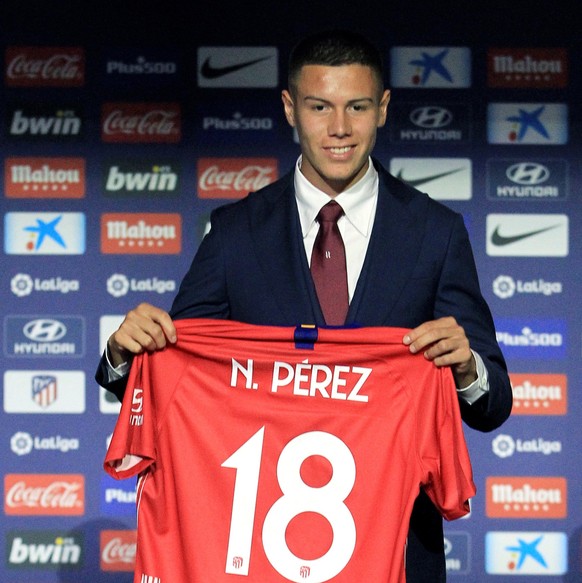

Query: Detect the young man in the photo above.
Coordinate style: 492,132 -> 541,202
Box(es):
97,30 -> 512,582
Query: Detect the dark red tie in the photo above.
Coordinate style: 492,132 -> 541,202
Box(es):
310,200 -> 349,325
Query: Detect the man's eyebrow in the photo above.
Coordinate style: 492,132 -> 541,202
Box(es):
303,96 -> 376,104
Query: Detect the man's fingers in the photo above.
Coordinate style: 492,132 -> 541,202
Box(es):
108,303 -> 176,358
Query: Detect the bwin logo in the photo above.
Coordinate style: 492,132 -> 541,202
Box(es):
506,162 -> 550,185
410,106 -> 453,129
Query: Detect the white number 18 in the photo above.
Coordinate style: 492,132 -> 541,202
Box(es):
222,427 -> 357,582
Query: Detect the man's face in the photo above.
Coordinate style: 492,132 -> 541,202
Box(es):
282,64 -> 390,197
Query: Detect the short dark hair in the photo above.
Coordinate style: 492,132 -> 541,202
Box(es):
288,29 -> 384,94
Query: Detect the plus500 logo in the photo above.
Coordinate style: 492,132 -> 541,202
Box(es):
495,319 -> 566,359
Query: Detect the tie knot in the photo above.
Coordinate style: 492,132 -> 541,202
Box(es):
317,200 -> 344,224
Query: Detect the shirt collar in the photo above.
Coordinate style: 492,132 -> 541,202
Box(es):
294,156 -> 379,237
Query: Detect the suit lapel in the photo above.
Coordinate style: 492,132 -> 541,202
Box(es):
348,167 -> 425,326
248,172 -> 325,325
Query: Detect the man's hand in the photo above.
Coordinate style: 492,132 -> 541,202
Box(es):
403,317 -> 477,389
107,303 -> 177,367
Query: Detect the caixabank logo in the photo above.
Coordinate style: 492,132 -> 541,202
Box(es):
487,102 -> 568,144
4,212 -> 86,255
7,531 -> 83,569
485,531 -> 567,575
389,47 -> 471,88
486,477 -> 567,519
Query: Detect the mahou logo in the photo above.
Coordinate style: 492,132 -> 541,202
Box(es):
100,530 -> 136,571
197,157 -> 278,199
5,157 -> 85,198
510,373 -> 567,415
101,102 -> 181,143
486,476 -> 567,518
4,474 -> 85,515
101,213 -> 182,254
5,47 -> 85,87
487,48 -> 568,88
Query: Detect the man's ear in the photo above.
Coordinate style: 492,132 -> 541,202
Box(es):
377,89 -> 391,127
281,90 -> 296,127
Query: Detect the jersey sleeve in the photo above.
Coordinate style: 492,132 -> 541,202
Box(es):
418,367 -> 476,520
104,352 -> 157,480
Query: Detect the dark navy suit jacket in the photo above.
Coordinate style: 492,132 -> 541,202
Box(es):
96,160 -> 512,582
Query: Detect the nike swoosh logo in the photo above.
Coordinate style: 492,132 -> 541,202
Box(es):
491,224 -> 560,246
200,55 -> 273,79
395,167 -> 464,188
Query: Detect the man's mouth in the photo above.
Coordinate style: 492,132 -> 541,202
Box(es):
328,146 -> 353,155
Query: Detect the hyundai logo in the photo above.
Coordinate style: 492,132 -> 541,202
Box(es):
23,319 -> 67,342
409,106 -> 453,129
506,162 -> 550,185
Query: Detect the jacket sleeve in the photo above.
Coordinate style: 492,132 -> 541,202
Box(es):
435,214 -> 512,432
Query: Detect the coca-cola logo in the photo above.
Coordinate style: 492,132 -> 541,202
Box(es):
4,474 -> 85,515
197,158 -> 278,199
102,538 -> 136,563
100,530 -> 136,571
5,47 -> 85,87
101,103 -> 181,143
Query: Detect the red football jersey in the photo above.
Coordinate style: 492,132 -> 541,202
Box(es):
105,319 -> 475,583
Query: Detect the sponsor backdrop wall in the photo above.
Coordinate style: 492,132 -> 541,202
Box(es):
1,2 -> 581,581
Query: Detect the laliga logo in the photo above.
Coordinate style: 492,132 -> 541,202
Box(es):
493,275 -> 516,299
107,273 -> 130,297
11,273 -> 34,297
492,434 -> 516,458
11,432 -> 34,456
107,273 -> 176,297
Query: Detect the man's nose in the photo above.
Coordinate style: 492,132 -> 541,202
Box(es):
328,110 -> 351,137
